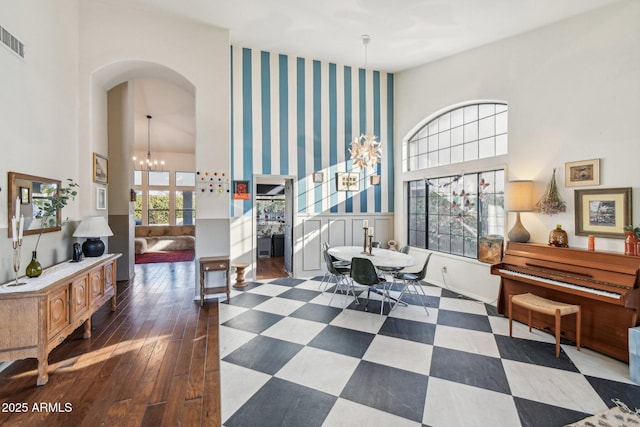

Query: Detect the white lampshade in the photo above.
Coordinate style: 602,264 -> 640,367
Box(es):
505,181 -> 534,212
73,216 -> 114,238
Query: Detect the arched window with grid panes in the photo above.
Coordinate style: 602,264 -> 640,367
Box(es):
406,102 -> 507,258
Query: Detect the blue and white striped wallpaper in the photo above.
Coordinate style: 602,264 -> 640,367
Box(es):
230,46 -> 394,216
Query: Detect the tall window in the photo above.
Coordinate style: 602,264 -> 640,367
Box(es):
175,190 -> 196,225
408,171 -> 504,258
406,102 -> 507,258
408,170 -> 504,258
148,190 -> 170,225
133,170 -> 196,226
403,103 -> 507,172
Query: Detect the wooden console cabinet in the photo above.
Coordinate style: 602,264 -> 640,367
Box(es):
0,254 -> 120,386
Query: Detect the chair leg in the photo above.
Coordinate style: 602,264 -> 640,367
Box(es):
576,307 -> 581,352
411,280 -> 430,315
555,308 -> 561,357
318,271 -> 330,291
508,295 -> 513,338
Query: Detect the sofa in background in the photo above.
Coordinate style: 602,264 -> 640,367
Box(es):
134,225 -> 195,254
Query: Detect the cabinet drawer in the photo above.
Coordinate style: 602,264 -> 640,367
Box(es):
71,275 -> 89,317
89,268 -> 103,304
48,286 -> 70,340
202,261 -> 229,271
103,262 -> 114,293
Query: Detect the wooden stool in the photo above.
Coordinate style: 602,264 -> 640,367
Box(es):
509,293 -> 581,357
232,262 -> 249,288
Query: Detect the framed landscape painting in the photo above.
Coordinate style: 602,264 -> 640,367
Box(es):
565,159 -> 599,187
574,187 -> 631,238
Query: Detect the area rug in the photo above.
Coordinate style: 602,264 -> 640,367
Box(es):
565,400 -> 640,427
135,249 -> 195,264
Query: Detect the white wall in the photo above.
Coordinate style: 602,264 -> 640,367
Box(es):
394,0 -> 640,302
0,0 -> 81,282
77,1 -> 231,269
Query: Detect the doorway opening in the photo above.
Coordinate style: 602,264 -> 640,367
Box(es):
254,176 -> 294,280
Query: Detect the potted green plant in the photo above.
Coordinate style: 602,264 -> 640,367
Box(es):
26,179 -> 79,277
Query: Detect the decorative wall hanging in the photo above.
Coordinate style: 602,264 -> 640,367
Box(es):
370,175 -> 381,186
93,153 -> 108,184
313,172 -> 324,183
574,187 -> 631,239
565,159 -> 600,187
96,187 -> 106,210
196,171 -> 230,193
536,168 -> 566,215
233,180 -> 250,200
336,172 -> 359,192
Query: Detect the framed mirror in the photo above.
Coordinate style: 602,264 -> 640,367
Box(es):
8,172 -> 61,238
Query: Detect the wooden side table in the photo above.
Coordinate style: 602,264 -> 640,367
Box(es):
199,256 -> 230,306
232,262 -> 249,288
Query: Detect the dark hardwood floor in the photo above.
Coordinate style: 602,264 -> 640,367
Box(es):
0,261 -> 221,427
256,256 -> 287,280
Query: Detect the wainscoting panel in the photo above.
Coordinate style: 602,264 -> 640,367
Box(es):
294,213 -> 393,277
328,219 -> 347,247
302,219 -> 322,271
373,218 -> 391,248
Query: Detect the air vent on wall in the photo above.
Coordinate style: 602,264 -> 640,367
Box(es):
0,24 -> 25,59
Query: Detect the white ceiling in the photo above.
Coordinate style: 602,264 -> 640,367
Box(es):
126,0 -> 621,155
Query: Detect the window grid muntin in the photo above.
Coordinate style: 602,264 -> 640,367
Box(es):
404,103 -> 508,172
408,169 -> 505,259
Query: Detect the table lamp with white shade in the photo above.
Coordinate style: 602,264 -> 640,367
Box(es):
506,180 -> 534,243
73,216 -> 114,257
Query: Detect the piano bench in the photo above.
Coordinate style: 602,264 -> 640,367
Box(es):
509,293 -> 581,357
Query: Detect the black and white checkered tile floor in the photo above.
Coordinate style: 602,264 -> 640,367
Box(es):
219,277 -> 640,427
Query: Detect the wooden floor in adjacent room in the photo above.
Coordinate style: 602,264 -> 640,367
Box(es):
0,261 -> 221,427
256,256 -> 288,280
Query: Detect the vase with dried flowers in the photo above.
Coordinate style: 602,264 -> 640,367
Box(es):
26,179 -> 79,277
536,168 -> 566,215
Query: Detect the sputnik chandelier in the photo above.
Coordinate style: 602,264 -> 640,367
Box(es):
348,35 -> 383,172
349,134 -> 382,171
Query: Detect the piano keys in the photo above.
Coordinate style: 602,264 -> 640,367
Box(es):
491,242 -> 640,362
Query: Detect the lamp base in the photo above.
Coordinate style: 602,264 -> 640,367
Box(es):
82,238 -> 105,257
508,212 -> 530,243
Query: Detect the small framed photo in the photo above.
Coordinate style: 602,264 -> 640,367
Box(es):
336,172 -> 359,192
370,175 -> 381,186
20,187 -> 30,204
233,180 -> 250,200
574,187 -> 631,239
312,172 -> 324,183
565,159 -> 600,187
96,187 -> 107,210
93,153 -> 109,184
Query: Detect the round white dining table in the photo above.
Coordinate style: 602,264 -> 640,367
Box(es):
327,246 -> 415,269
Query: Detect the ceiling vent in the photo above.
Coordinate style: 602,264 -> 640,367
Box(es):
1,24 -> 24,59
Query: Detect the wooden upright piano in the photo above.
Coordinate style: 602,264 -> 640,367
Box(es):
491,242 -> 640,362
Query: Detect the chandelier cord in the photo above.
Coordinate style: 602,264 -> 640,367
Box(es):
147,115 -> 152,160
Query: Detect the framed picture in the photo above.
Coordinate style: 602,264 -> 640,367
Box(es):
574,187 -> 631,239
478,237 -> 503,264
312,172 -> 324,183
96,187 -> 107,210
93,153 -> 108,184
370,175 -> 381,186
336,172 -> 359,192
233,180 -> 250,200
565,159 -> 600,187
20,187 -> 30,204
